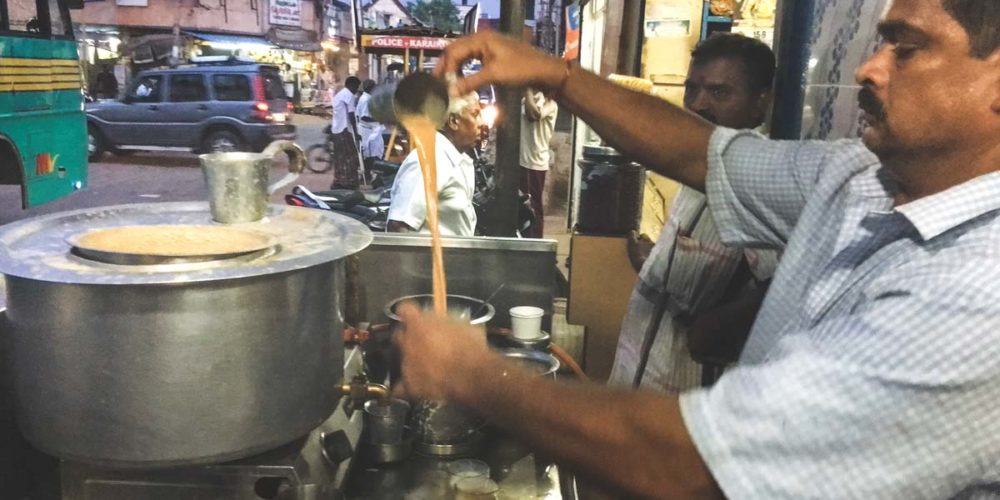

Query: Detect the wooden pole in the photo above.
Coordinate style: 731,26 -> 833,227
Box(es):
489,0 -> 526,236
418,49 -> 425,71
404,47 -> 410,73
383,126 -> 398,161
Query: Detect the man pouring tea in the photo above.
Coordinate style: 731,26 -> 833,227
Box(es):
393,0 -> 1000,497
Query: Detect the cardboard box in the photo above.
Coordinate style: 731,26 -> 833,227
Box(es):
568,233 -> 639,381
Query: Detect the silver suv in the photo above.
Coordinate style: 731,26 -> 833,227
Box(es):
86,60 -> 296,161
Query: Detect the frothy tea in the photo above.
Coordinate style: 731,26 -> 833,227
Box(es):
400,115 -> 448,316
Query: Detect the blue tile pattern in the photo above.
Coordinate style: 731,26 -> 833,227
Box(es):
799,0 -> 889,140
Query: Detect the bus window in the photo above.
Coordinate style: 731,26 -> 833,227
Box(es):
7,0 -> 41,33
47,0 -> 70,37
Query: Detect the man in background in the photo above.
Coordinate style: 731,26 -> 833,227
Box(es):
610,33 -> 779,392
330,76 -> 362,189
519,88 -> 558,238
93,65 -> 118,99
387,93 -> 482,237
355,79 -> 379,145
355,79 -> 386,168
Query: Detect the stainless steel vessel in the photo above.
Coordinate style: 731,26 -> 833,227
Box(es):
0,202 -> 372,468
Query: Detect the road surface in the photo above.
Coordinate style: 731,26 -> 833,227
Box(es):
0,115 -> 338,226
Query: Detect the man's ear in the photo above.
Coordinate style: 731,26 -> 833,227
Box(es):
755,89 -> 773,124
447,115 -> 460,131
990,50 -> 1000,114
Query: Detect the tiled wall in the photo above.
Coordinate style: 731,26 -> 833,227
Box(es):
799,0 -> 889,140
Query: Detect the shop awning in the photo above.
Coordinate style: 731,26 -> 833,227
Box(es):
184,31 -> 276,49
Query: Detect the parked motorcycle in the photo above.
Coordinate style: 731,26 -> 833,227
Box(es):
470,148 -> 538,238
285,185 -> 390,232
293,134 -> 537,237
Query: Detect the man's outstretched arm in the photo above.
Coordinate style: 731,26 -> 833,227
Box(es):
394,304 -> 723,499
437,32 -> 715,191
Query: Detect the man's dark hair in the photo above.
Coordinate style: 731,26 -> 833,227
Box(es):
362,79 -> 376,93
345,76 -> 361,92
690,33 -> 775,94
942,0 -> 1000,58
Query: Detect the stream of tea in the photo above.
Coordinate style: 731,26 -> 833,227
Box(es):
400,115 -> 447,316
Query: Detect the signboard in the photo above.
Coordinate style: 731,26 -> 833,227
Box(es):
269,0 -> 301,27
563,4 -> 580,60
644,4 -> 690,37
360,35 -> 451,51
116,0 -> 148,6
731,24 -> 774,47
267,27 -> 321,51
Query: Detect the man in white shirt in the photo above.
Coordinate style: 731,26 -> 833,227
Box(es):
355,79 -> 379,147
386,93 -> 482,237
362,123 -> 386,161
519,88 -> 558,238
329,76 -> 362,189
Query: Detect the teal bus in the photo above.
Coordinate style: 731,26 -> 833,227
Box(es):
1,0 -> 86,208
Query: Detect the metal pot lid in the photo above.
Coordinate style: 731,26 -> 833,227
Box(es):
0,202 -> 373,285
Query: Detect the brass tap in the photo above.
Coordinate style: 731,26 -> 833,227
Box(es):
338,375 -> 390,404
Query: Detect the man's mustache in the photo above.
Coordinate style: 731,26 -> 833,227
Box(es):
858,87 -> 886,121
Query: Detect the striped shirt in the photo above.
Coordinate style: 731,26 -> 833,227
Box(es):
609,185 -> 778,392
680,128 -> 1000,499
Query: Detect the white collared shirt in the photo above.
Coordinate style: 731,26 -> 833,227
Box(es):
387,132 -> 477,237
330,87 -> 356,134
355,92 -> 380,143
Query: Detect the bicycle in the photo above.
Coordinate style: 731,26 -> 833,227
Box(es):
305,125 -> 334,174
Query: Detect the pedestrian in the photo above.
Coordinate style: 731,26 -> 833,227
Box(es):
396,1 -> 1000,496
518,88 -> 558,238
329,76 -> 362,189
355,79 -> 379,146
93,65 -> 118,99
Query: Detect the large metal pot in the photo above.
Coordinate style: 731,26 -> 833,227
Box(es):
0,202 -> 372,468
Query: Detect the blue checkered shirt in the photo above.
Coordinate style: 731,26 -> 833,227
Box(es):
680,128 -> 1000,499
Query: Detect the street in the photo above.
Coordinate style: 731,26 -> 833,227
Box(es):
0,114 -> 334,226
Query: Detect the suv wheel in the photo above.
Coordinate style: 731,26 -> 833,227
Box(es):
87,127 -> 104,162
204,130 -> 244,153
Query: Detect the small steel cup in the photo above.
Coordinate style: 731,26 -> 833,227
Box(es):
364,398 -> 410,445
199,140 -> 305,223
